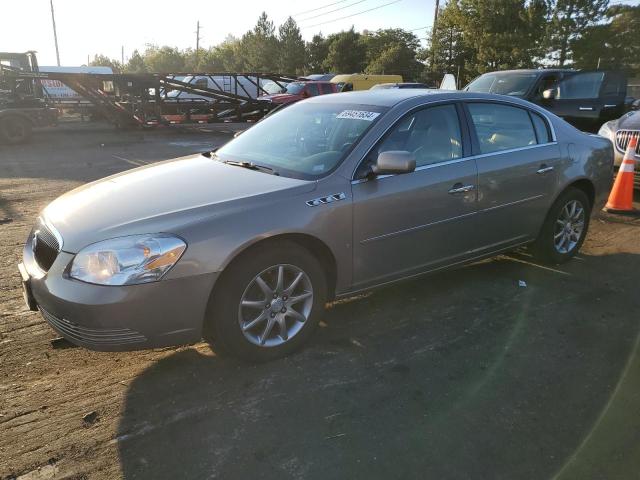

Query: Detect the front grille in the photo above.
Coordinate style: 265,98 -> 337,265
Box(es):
39,307 -> 147,346
32,219 -> 61,272
615,130 -> 640,156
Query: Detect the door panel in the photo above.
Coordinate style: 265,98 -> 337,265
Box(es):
352,160 -> 478,286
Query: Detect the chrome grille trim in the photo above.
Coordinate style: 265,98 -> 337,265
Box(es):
615,130 -> 640,156
40,307 -> 147,346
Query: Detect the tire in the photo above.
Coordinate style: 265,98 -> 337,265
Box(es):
0,116 -> 32,144
204,241 -> 327,362
530,187 -> 591,264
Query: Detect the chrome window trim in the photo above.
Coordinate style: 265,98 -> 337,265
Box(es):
350,96 -> 558,182
351,141 -> 558,185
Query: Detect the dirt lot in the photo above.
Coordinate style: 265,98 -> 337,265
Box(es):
1,124 -> 640,480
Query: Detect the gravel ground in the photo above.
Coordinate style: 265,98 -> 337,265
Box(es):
1,124 -> 639,480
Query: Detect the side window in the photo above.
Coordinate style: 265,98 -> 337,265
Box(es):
535,75 -> 559,100
468,103 -> 537,154
307,83 -> 320,96
362,104 -> 463,173
195,78 -> 208,88
530,112 -> 551,143
556,72 -> 604,99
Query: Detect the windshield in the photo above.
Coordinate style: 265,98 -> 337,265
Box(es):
215,102 -> 387,179
262,81 -> 285,95
285,82 -> 305,95
466,73 -> 538,96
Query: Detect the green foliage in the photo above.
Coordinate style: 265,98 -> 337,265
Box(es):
91,7 -> 635,85
546,0 -> 609,66
306,34 -> 329,72
572,4 -> 640,76
89,54 -> 122,72
323,28 -> 366,73
278,17 -> 306,75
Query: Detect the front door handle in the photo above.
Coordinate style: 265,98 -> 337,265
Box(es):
448,183 -> 475,194
579,106 -> 594,111
537,165 -> 554,174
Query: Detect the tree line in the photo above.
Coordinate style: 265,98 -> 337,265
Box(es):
90,2 -> 639,86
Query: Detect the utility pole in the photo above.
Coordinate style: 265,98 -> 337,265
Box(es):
195,21 -> 202,61
121,46 -> 125,66
50,0 -> 61,66
430,0 -> 441,73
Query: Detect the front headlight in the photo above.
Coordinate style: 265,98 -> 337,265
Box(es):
69,234 -> 186,286
597,121 -> 613,139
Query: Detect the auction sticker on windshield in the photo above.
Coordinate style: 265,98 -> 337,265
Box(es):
336,110 -> 381,121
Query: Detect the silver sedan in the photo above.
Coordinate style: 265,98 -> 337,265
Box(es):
19,91 -> 614,360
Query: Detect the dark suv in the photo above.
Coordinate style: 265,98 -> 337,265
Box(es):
464,69 -> 627,132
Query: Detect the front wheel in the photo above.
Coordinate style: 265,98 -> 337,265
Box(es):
530,187 -> 591,264
205,241 -> 327,361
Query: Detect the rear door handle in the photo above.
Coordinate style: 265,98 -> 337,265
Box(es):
448,183 -> 475,194
537,165 -> 554,174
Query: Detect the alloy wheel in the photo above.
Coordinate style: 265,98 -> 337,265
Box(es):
238,264 -> 313,347
554,199 -> 585,254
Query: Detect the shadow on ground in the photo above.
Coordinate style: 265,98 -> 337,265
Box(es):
116,252 -> 640,479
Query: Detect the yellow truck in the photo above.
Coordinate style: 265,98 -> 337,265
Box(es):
331,74 -> 403,92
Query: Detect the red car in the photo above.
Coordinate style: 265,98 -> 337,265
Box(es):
259,81 -> 338,105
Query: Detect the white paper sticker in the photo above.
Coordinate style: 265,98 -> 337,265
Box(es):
336,110 -> 381,121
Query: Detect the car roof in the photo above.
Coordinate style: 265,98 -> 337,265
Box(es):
479,69 -> 574,75
305,89 -> 538,108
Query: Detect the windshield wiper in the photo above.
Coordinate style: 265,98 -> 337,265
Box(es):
223,159 -> 279,175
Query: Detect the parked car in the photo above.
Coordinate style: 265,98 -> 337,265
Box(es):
598,109 -> 640,186
19,91 -> 613,361
258,80 -> 338,105
464,69 -> 627,132
371,82 -> 430,90
331,74 -> 403,92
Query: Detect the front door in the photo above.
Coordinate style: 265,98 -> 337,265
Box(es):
351,103 -> 479,288
541,71 -> 627,131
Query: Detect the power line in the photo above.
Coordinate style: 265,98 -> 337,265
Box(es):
294,0 -> 351,17
300,0 -> 403,29
297,0 -> 369,22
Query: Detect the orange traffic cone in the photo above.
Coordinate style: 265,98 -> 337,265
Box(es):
605,136 -> 637,213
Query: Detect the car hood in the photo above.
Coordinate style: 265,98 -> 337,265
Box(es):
43,154 -> 316,252
616,111 -> 640,130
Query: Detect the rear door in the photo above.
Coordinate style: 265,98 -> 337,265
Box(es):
541,71 -> 627,131
351,103 -> 479,287
465,101 -> 561,251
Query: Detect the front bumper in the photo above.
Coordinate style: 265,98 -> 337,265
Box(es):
20,242 -> 219,351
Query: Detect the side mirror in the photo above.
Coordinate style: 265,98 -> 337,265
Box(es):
301,90 -> 310,98
631,99 -> 640,111
542,88 -> 556,100
372,151 -> 416,176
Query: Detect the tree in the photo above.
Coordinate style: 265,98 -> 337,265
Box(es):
427,0 -> 471,84
209,36 -> 247,71
572,4 -> 640,75
323,28 -> 366,73
278,17 -> 306,75
307,34 -> 330,73
241,12 -> 279,71
124,50 -> 147,73
362,29 -> 422,79
546,0 -> 609,66
89,54 -> 121,72
144,46 -> 185,72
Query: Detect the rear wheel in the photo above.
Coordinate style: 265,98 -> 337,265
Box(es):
205,241 -> 327,361
0,116 -> 32,144
530,187 -> 591,264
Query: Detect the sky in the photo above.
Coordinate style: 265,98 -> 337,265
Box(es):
1,0 -> 435,67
